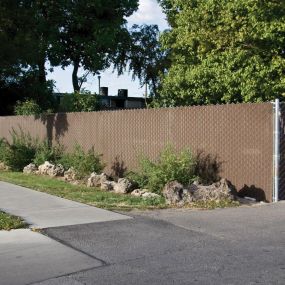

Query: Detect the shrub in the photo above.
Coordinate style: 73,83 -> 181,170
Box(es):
33,140 -> 64,166
59,144 -> 104,179
0,138 -> 8,162
14,99 -> 42,116
3,130 -> 37,171
59,91 -> 100,112
129,145 -> 197,194
195,152 -> 222,185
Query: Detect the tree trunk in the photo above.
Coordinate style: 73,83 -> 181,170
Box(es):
38,57 -> 46,84
151,77 -> 158,98
72,60 -> 80,92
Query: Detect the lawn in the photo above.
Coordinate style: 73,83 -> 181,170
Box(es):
0,211 -> 27,231
0,171 -> 166,211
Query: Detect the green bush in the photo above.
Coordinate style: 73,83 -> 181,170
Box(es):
59,91 -> 100,112
129,145 -> 197,194
14,99 -> 42,115
3,130 -> 37,171
59,144 -> 104,179
0,138 -> 8,163
33,140 -> 64,166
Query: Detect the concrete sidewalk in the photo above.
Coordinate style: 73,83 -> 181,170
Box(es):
0,181 -> 130,228
0,229 -> 100,285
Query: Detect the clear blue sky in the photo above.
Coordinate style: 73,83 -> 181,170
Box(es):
46,0 -> 168,97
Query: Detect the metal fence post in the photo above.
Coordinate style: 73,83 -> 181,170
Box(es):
273,99 -> 280,202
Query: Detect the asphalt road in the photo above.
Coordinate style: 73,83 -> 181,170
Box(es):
35,202 -> 285,285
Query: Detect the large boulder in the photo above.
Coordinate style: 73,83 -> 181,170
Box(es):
64,167 -> 77,182
189,178 -> 232,202
163,179 -> 233,206
113,178 -> 134,194
87,172 -> 108,188
38,161 -> 54,175
162,181 -> 187,205
47,164 -> 65,177
100,181 -> 116,191
23,163 -> 38,174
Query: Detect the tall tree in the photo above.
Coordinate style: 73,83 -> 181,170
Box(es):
114,24 -> 169,97
157,0 -> 285,106
0,0 -> 57,115
0,0 -> 61,82
49,0 -> 139,92
0,0 -> 139,114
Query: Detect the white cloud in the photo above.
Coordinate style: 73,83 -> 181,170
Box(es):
128,0 -> 168,30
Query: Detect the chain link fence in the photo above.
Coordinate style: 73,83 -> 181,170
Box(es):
0,103 -> 274,201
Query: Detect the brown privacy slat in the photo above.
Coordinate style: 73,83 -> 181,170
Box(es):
0,103 -> 274,201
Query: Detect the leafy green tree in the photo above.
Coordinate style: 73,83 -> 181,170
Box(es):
0,0 -> 61,83
14,99 -> 42,116
49,0 -> 139,92
0,0 -> 58,115
59,92 -> 100,112
0,69 -> 55,116
114,24 -> 169,97
157,0 -> 285,106
0,0 -> 139,114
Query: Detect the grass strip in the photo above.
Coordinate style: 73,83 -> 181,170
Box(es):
0,211 -> 27,231
0,171 -> 166,211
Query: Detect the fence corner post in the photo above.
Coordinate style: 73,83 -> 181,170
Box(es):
273,99 -> 280,202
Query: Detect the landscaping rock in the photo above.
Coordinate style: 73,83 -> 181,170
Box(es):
163,178 -> 233,206
47,164 -> 65,177
131,189 -> 148,197
113,178 -> 134,194
0,162 -> 9,171
142,192 -> 161,199
100,181 -> 116,191
64,167 -> 77,182
87,173 -> 108,188
162,181 -> 185,205
38,161 -> 54,175
189,178 -> 232,202
23,163 -> 38,174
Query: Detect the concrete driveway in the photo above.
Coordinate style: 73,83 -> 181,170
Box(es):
1,181 -> 285,285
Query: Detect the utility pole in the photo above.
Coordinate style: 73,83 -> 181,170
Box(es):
98,75 -> 101,95
145,83 -> 148,98
144,82 -> 148,108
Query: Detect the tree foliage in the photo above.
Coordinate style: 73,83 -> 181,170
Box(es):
0,70 -> 55,116
0,0 -> 139,115
157,0 -> 285,106
114,24 -> 169,97
59,92 -> 100,112
14,99 -> 42,116
49,0 -> 139,92
0,0 -> 58,115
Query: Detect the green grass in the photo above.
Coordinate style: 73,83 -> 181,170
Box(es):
0,171 -> 239,211
0,171 -> 167,211
189,199 -> 240,210
0,211 -> 27,231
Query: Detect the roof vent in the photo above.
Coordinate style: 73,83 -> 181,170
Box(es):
118,89 -> 128,98
100,87 -> 108,96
